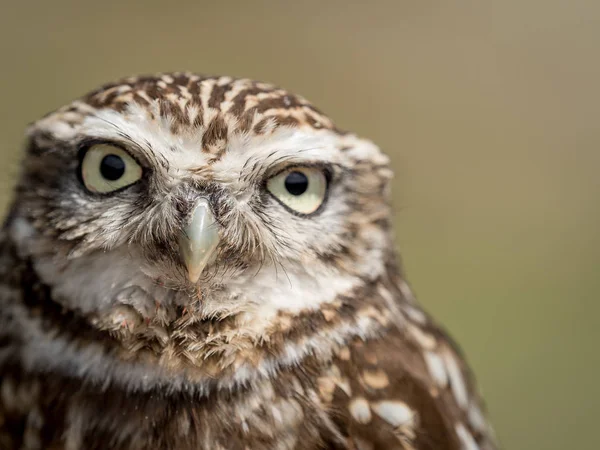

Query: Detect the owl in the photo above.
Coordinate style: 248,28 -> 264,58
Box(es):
0,73 -> 496,450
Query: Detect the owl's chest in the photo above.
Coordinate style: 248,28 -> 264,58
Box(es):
0,366 -> 339,450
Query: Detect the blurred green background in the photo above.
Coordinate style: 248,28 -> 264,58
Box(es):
1,1 -> 598,448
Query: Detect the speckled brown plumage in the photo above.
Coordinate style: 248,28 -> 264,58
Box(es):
0,73 -> 497,449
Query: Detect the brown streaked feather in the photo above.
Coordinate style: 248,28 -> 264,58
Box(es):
79,72 -> 343,139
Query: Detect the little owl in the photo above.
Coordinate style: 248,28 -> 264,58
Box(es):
0,73 -> 497,450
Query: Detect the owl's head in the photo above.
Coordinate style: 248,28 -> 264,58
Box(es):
9,73 -> 394,339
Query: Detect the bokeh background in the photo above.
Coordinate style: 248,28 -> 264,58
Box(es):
1,1 -> 598,448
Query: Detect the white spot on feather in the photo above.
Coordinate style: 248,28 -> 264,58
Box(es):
407,324 -> 436,350
424,351 -> 448,388
372,401 -> 415,428
455,423 -> 480,450
398,280 -> 416,303
349,397 -> 372,424
403,305 -> 427,324
443,350 -> 469,409
468,403 -> 487,432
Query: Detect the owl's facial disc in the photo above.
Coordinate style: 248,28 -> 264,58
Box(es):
178,199 -> 220,283
10,74 -> 395,345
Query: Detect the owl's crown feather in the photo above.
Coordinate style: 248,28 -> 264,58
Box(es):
33,72 -> 343,146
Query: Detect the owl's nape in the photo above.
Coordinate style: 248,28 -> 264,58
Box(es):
0,73 -> 496,450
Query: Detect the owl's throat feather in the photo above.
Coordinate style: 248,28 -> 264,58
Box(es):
1,230 -> 402,395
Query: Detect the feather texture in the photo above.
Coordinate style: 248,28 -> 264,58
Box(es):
0,73 -> 496,450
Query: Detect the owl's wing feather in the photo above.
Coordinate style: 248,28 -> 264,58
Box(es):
318,292 -> 496,450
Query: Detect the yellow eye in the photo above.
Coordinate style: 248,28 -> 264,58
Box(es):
80,144 -> 142,193
266,167 -> 328,215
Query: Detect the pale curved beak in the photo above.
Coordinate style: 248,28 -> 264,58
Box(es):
178,199 -> 220,283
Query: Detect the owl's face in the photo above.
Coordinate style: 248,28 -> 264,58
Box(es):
10,74 -> 393,332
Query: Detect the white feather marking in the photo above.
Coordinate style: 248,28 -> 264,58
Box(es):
424,351 -> 448,388
372,401 -> 415,428
468,402 -> 488,433
349,397 -> 372,424
406,323 -> 437,350
455,423 -> 480,450
443,350 -> 469,409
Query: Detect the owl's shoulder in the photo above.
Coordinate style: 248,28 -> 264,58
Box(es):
317,313 -> 496,450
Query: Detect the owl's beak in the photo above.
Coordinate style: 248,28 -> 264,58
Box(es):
178,199 -> 220,283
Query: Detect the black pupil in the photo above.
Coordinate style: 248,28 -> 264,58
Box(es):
100,154 -> 126,181
284,171 -> 309,196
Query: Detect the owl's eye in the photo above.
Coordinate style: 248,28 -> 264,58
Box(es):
266,167 -> 328,215
80,144 -> 142,193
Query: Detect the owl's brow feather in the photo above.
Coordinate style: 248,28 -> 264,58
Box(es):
88,114 -> 170,171
239,147 -> 330,184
